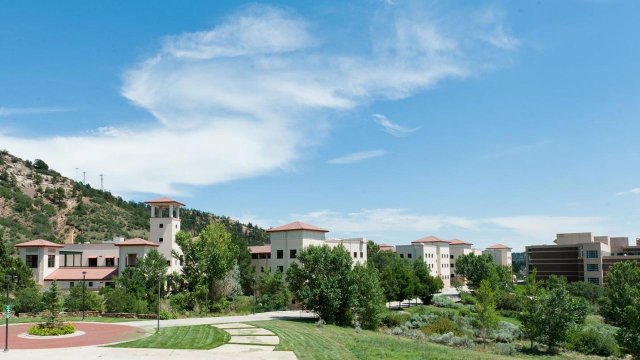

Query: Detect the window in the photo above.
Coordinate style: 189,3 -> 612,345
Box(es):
70,282 -> 75,287
105,258 -> 115,267
260,266 -> 264,273
450,255 -> 454,259
407,253 -> 412,259
159,223 -> 164,228
159,237 -> 164,243
360,252 -> 363,258
587,277 -> 600,285
48,255 -> 55,267
277,266 -> 284,272
451,263 -> 455,268
251,253 -> 259,259
277,250 -> 284,259
166,260 -> 171,266
26,255 -> 38,268
586,263 -> 599,272
290,249 -> 297,259
353,252 -> 358,258
400,254 -> 404,258
88,258 -> 97,267
88,281 -> 94,287
586,250 -> 598,258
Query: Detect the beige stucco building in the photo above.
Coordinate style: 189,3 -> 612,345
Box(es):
483,244 -> 513,267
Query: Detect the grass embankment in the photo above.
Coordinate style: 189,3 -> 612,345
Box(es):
9,316 -> 144,324
253,319 -> 566,360
109,325 -> 229,350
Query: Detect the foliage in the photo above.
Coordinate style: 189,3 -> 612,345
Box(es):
413,259 -> 443,305
493,343 -> 517,356
41,281 -> 65,327
287,245 -> 354,326
28,323 -> 75,336
351,264 -> 386,330
213,264 -> 242,300
489,321 -> 522,343
13,286 -> 43,314
102,286 -> 146,314
427,332 -> 474,348
432,296 -> 462,309
474,280 -> 499,341
494,290 -> 521,312
455,254 -> 499,290
421,316 -> 457,335
601,260 -> 640,357
64,284 -> 104,311
567,281 -> 604,304
0,237 -> 36,291
174,223 -> 238,307
566,324 -> 620,357
257,270 -> 291,312
381,311 -> 411,328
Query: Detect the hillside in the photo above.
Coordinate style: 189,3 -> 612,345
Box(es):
0,150 -> 269,249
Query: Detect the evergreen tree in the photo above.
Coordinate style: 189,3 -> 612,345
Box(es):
475,279 -> 499,341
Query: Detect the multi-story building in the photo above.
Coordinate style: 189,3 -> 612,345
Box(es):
526,232 -> 640,286
15,197 -> 183,289
483,244 -> 513,267
248,221 -> 368,282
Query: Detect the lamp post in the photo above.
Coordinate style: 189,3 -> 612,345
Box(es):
82,271 -> 87,320
252,278 -> 256,315
4,275 -> 12,352
156,276 -> 162,333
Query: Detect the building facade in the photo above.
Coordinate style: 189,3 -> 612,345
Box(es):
526,232 -> 640,286
15,197 -> 183,290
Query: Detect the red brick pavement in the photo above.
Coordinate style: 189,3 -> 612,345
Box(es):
0,322 -> 146,349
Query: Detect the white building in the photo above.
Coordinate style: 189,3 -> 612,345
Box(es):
483,244 -> 513,267
15,197 -> 184,290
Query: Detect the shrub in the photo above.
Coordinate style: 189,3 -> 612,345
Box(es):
428,332 -> 474,348
13,287 -> 43,314
257,271 -> 291,312
459,292 -> 476,305
64,285 -> 103,312
421,316 -> 456,335
494,343 -> 518,356
28,323 -> 75,336
381,311 -> 411,328
495,291 -> 521,312
432,296 -> 461,309
566,325 -> 620,357
489,321 -> 523,343
159,309 -> 177,320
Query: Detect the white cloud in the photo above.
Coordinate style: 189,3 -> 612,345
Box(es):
290,208 -> 608,248
615,188 -> 640,196
0,4 -> 518,195
0,107 -> 70,117
327,150 -> 387,164
372,113 -> 419,137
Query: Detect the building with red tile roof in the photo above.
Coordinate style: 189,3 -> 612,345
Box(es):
266,221 -> 329,233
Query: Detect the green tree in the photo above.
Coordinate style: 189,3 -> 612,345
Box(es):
257,270 -> 291,311
64,284 -> 103,311
475,279 -> 499,341
413,259 -> 443,305
351,264 -> 386,330
395,259 -> 418,302
101,287 -> 141,313
13,287 -> 43,314
136,249 -> 169,307
517,268 -> 544,348
455,253 -> 499,290
287,245 -> 353,326
41,281 -> 64,327
601,261 -> 640,357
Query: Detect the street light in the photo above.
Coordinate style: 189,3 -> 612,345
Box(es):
82,271 -> 87,320
4,274 -> 12,352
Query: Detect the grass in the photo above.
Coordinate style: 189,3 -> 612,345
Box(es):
9,316 -> 144,324
109,325 -> 229,349
251,319 -> 580,360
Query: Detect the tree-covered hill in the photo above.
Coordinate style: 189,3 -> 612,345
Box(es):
0,150 -> 269,249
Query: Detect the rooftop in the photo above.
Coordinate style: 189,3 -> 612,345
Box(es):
449,239 -> 473,246
412,235 -> 450,244
486,243 -> 512,250
248,245 -> 271,254
15,239 -> 64,248
144,197 -> 185,206
114,238 -> 159,247
45,267 -> 118,281
267,221 -> 329,233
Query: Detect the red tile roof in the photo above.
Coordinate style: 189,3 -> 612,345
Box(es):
249,245 -> 271,254
486,244 -> 512,250
412,235 -> 450,244
144,197 -> 185,206
449,239 -> 473,246
266,221 -> 329,233
45,267 -> 118,281
15,239 -> 64,248
379,243 -> 395,251
114,238 -> 159,247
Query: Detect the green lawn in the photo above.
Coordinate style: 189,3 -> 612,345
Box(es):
9,316 -> 144,324
109,325 -> 229,350
251,319 -> 577,360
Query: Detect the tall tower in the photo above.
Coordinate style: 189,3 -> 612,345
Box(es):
144,197 -> 184,273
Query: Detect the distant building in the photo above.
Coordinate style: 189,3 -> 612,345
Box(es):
483,244 -> 513,267
15,197 -> 184,290
526,232 -> 640,286
248,221 -> 368,282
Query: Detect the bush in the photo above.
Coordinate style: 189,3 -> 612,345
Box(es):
494,343 -> 518,356
381,311 -> 411,328
257,271 -> 291,312
210,297 -> 230,313
64,285 -> 103,312
432,296 -> 461,309
428,332 -> 474,348
489,321 -> 522,343
13,287 -> 43,314
28,323 -> 75,336
459,292 -> 476,305
494,291 -> 521,312
566,324 -> 620,357
159,309 -> 177,320
421,316 -> 456,335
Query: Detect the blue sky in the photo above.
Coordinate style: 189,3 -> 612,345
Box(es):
1,0 -> 640,250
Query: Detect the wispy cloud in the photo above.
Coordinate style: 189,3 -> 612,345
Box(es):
372,114 -> 419,137
615,188 -> 640,196
0,4 -> 518,195
327,150 -> 388,165
0,107 -> 70,117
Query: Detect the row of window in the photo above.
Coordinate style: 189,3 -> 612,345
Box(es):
586,263 -> 599,272
69,281 -> 94,287
26,255 -> 118,268
587,277 -> 600,285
